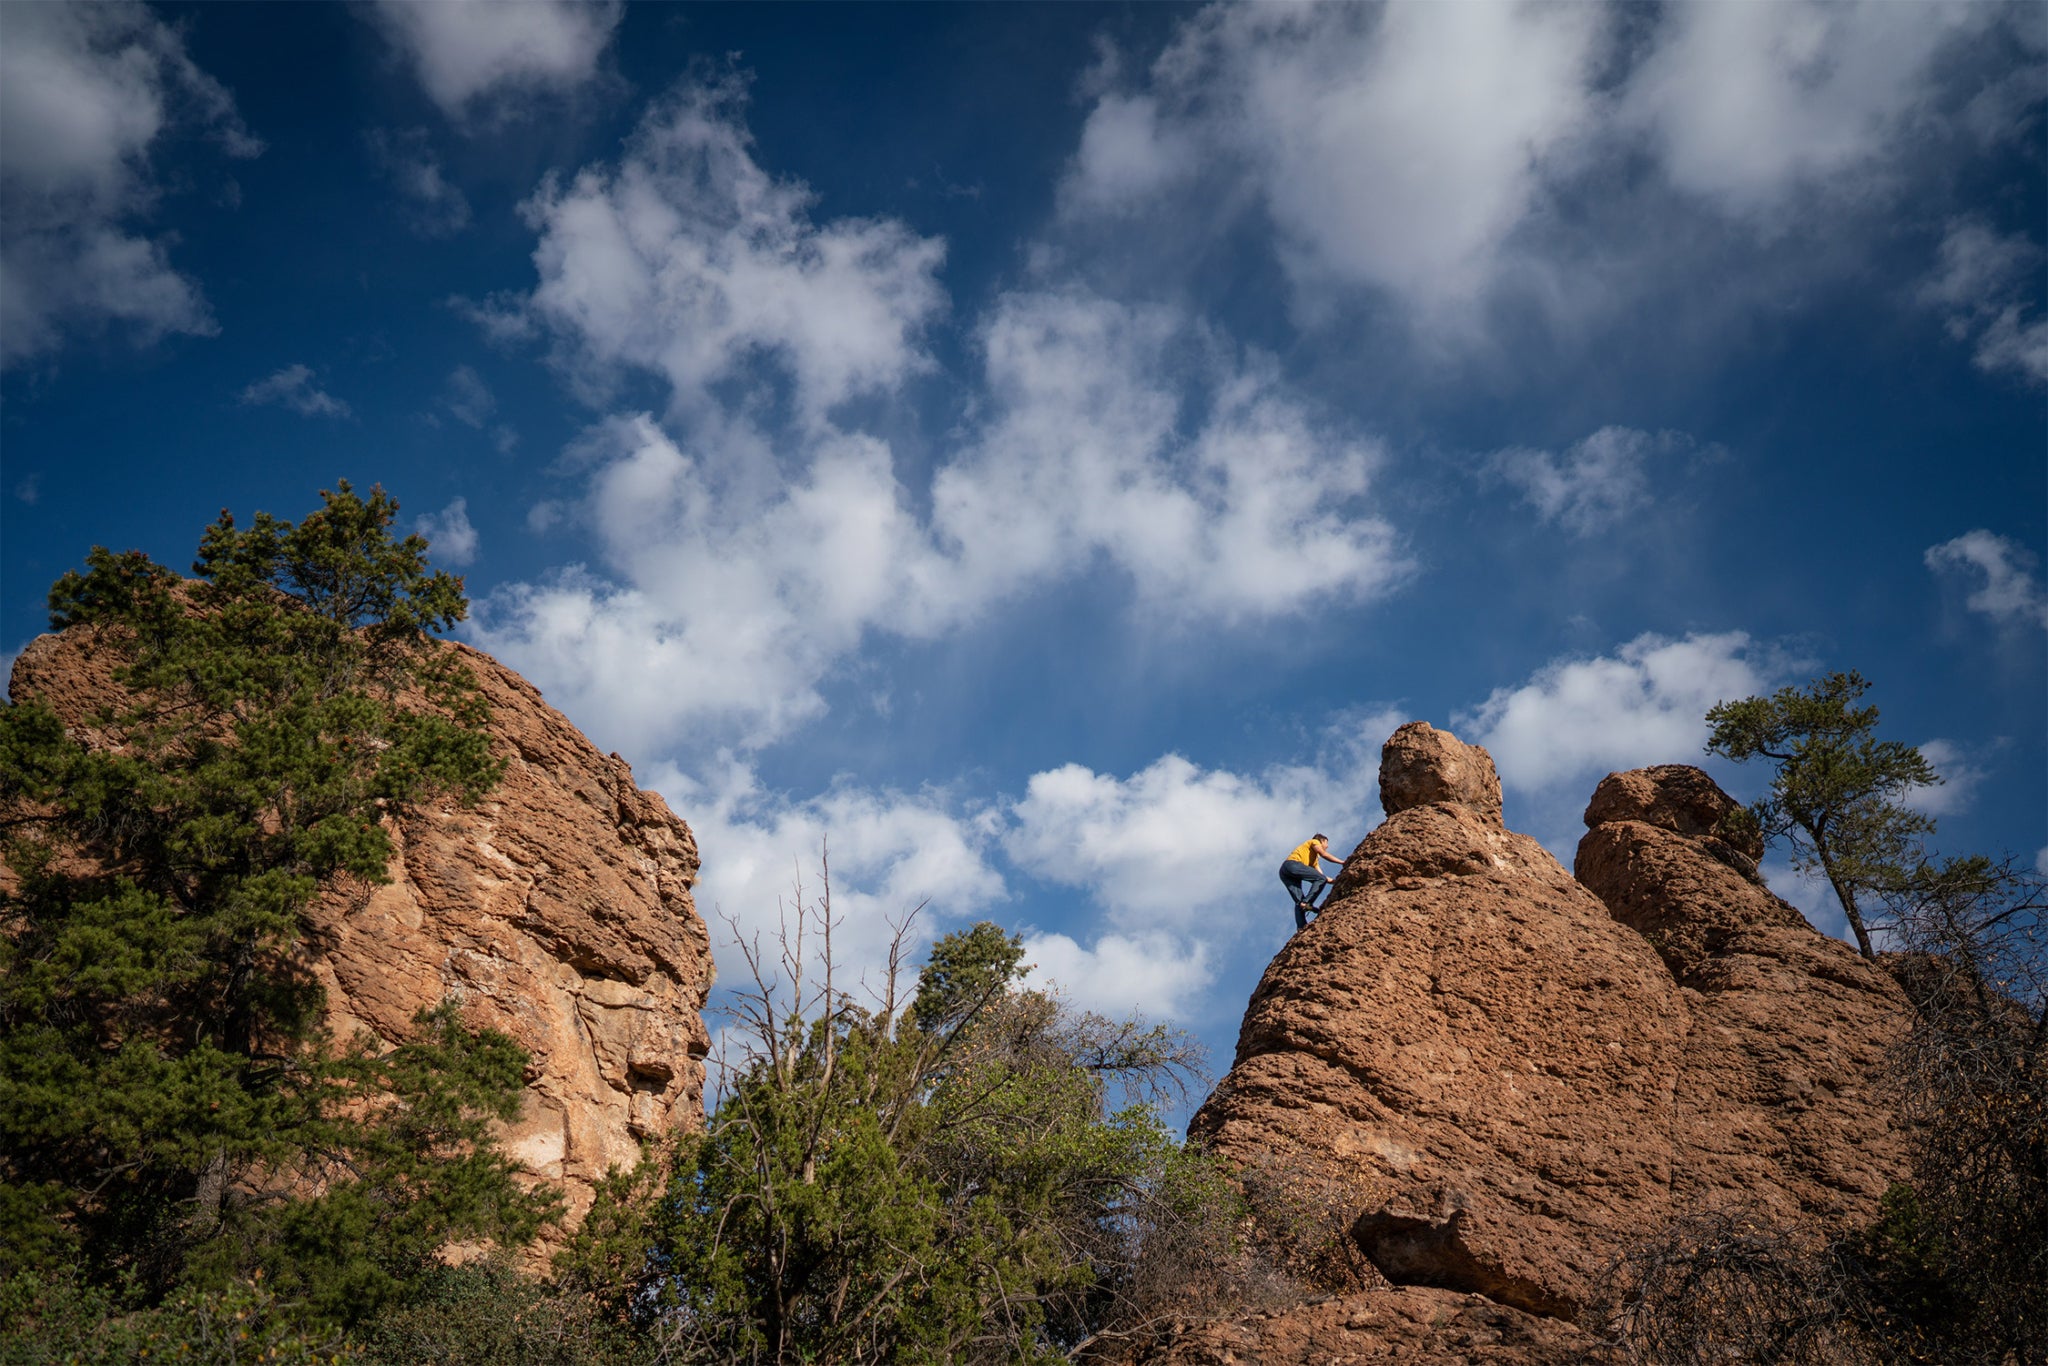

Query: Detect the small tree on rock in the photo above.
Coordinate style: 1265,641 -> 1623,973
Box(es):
1704,671 -> 1937,958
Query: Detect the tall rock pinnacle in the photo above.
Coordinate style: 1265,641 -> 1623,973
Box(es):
1184,722 -> 1911,1354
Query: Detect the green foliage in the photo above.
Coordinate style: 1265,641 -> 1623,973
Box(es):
352,1260 -> 642,1366
910,920 -> 1025,1037
0,1269 -> 358,1365
1705,671 -> 1938,958
0,485 -> 548,1332
569,908 -> 1207,1364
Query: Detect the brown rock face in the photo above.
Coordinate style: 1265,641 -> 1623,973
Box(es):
1189,727 -> 1911,1332
1574,766 -> 1908,1228
8,630 -> 712,1229
1379,720 -> 1503,822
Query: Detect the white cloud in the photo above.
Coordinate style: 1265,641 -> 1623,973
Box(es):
1062,93 -> 1199,216
1926,529 -> 2048,630
468,78 -> 1405,761
1067,2 -> 1602,319
1019,931 -> 1213,1021
1902,738 -> 1986,818
503,76 -> 948,422
1921,219 -> 2048,385
415,496 -> 479,567
1059,1 -> 2013,342
368,0 -> 621,122
1622,1 -> 1983,215
366,127 -> 471,237
0,0 -> 260,368
1460,631 -> 1798,795
239,364 -> 351,418
473,290 -> 1408,756
1488,426 -> 1683,536
470,415 -> 937,752
928,291 -> 1407,627
1004,722 -> 1391,930
642,712 -> 1399,1027
646,757 -> 1006,1009
2037,845 -> 2048,878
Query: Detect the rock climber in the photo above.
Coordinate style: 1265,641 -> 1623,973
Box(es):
1279,833 -> 1343,931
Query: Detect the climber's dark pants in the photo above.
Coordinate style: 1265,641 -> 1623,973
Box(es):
1279,860 -> 1327,930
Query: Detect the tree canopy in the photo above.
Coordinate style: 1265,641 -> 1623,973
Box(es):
1704,670 -> 1938,959
0,484 -> 551,1338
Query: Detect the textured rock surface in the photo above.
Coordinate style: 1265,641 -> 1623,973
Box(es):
1574,766 -> 1908,1228
1189,724 -> 1912,1329
9,629 -> 713,1229
1091,1286 -> 1595,1365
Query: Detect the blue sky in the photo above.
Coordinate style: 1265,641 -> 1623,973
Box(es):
4,0 -> 2045,1105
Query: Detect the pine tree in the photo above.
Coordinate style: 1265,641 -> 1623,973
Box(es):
1705,671 -> 1938,959
0,484 -> 554,1331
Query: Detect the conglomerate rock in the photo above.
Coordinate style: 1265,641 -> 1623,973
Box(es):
1186,721 -> 1912,1339
8,629 -> 712,1230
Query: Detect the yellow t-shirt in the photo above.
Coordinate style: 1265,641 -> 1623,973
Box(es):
1287,839 -> 1322,868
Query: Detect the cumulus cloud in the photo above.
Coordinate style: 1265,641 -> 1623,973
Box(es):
928,291 -> 1407,626
1019,931 -> 1213,1021
645,712 -> 1396,1024
499,76 -> 948,422
474,291 -> 1406,756
1059,1 -> 2015,339
1926,529 -> 2048,630
1902,738 -> 1986,818
1004,721 -> 1392,929
995,713 -> 1397,1018
415,496 -> 479,566
368,0 -> 621,122
470,415 -> 935,751
649,757 -> 1006,1008
0,0 -> 260,368
1460,631 -> 1798,796
1621,1 -> 1983,214
469,87 -> 1407,756
1921,218 -> 2048,385
1066,1 -> 1601,318
366,127 -> 471,237
239,364 -> 351,418
1487,427 -> 1687,536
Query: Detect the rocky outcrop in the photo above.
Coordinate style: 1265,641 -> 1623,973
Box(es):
8,630 -> 713,1229
1188,722 -> 1912,1334
1574,765 -> 1908,1229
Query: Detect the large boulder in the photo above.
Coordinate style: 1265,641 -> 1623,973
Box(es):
8,629 -> 713,1230
1188,725 -> 1912,1334
1574,765 -> 1908,1226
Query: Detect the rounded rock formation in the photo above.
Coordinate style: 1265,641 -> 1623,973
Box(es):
1187,728 -> 1913,1345
7,628 -> 713,1233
